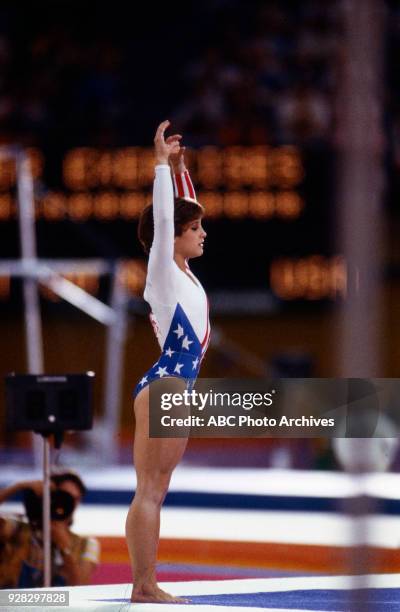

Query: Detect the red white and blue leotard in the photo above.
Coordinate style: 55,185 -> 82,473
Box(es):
133,165 -> 210,397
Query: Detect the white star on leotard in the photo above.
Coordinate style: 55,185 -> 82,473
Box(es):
139,376 -> 148,386
155,366 -> 169,378
165,347 -> 175,357
192,357 -> 199,370
173,324 -> 184,339
174,363 -> 184,374
182,335 -> 193,351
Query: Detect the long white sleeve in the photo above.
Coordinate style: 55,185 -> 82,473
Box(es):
146,165 -> 176,305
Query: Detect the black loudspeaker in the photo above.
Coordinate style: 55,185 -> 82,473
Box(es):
5,373 -> 95,435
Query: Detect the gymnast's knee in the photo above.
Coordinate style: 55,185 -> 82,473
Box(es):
135,472 -> 172,506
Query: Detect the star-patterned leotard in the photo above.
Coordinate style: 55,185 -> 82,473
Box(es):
133,165 -> 210,398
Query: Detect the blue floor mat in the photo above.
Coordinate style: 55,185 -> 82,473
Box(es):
184,588 -> 400,610
97,588 -> 400,611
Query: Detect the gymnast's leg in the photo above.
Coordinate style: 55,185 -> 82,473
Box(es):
125,382 -> 189,603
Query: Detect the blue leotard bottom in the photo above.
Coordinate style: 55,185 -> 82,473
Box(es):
133,303 -> 202,398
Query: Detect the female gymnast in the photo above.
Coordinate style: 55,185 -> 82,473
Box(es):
125,120 -> 210,603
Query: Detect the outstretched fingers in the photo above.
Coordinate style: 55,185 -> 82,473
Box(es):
166,134 -> 182,144
154,121 -> 182,163
154,120 -> 170,142
166,134 -> 182,156
155,121 -> 182,143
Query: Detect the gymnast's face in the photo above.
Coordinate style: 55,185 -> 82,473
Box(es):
174,217 -> 206,259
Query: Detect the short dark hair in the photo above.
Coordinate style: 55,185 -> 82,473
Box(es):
51,470 -> 87,498
138,197 -> 205,254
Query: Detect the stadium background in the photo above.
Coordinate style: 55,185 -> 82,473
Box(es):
0,0 -> 398,449
1,0 -> 400,596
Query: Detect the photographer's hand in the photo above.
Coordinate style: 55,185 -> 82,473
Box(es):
20,480 -> 47,496
51,522 -> 78,584
51,520 -> 94,586
51,521 -> 72,551
0,481 -> 48,541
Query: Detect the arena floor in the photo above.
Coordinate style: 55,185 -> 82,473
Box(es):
3,574 -> 400,611
1,465 -> 400,610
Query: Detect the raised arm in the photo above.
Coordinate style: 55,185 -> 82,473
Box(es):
0,480 -> 43,505
146,121 -> 181,305
169,144 -> 197,200
0,480 -> 44,539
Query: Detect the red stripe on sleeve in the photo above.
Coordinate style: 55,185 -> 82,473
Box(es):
201,297 -> 210,349
175,173 -> 185,198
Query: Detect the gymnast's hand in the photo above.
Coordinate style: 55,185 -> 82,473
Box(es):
169,139 -> 187,173
154,120 -> 181,165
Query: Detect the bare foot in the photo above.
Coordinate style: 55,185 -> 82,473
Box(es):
131,585 -> 189,604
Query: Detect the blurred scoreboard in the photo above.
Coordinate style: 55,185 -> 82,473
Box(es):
0,145 -> 345,303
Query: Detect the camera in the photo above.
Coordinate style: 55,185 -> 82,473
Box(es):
23,488 -> 76,528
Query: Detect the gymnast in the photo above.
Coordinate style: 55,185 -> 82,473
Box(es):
125,120 -> 210,603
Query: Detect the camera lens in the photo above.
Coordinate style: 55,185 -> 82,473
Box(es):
23,488 -> 76,527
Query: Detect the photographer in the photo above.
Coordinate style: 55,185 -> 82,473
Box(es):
0,471 -> 99,588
